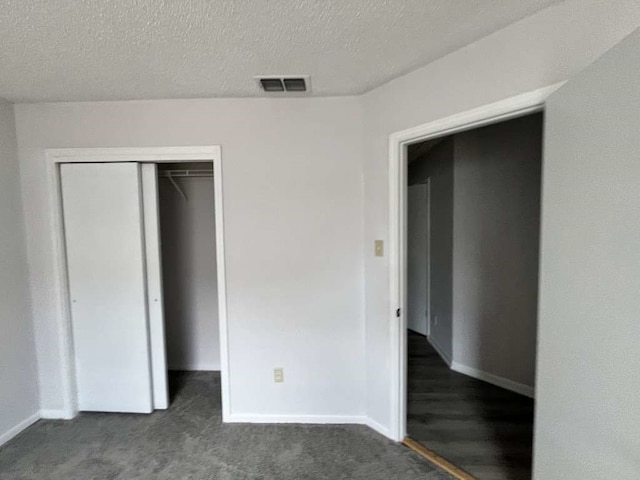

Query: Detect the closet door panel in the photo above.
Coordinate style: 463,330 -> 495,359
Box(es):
141,163 -> 169,410
61,163 -> 153,413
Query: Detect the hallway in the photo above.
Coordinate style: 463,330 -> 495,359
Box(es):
407,331 -> 534,479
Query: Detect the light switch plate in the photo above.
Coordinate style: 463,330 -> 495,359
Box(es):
274,368 -> 284,383
374,240 -> 384,257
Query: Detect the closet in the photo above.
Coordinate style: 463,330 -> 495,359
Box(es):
157,163 -> 219,373
60,161 -> 218,413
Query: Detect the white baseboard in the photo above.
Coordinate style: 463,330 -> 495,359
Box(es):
450,361 -> 535,398
39,406 -> 391,439
226,414 -> 367,425
20,409 -> 393,444
40,409 -> 71,419
365,417 -> 391,438
427,336 -> 452,367
0,412 -> 40,447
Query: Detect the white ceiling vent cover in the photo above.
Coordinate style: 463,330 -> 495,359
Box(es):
256,75 -> 310,94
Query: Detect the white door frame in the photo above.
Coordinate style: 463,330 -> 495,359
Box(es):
425,177 -> 431,338
45,146 -> 230,421
387,83 -> 564,442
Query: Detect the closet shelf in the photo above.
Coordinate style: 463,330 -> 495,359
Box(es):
159,169 -> 213,178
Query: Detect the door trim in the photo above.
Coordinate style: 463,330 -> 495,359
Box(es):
425,177 -> 431,338
45,146 -> 229,421
141,163 -> 169,410
387,83 -> 564,441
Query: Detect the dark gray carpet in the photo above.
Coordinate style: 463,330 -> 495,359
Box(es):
1,371 -> 453,480
407,331 -> 534,480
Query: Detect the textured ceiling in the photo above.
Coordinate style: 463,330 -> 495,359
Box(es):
0,0 -> 562,102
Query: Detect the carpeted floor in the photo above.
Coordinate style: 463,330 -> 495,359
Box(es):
0,371 -> 453,480
407,331 -> 534,480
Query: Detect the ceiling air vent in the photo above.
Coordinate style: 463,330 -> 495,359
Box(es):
259,78 -> 285,92
256,76 -> 310,94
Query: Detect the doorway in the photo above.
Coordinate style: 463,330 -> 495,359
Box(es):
386,85 -> 563,480
157,162 -> 219,403
388,85 -> 561,444
404,113 -> 542,479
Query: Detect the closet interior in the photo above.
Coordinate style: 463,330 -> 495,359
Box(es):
158,162 -> 219,373
60,160 -> 219,414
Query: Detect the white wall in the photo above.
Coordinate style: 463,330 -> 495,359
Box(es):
159,175 -> 220,371
0,100 -> 39,444
14,97 -> 365,419
453,114 -> 542,389
362,0 -> 640,432
535,28 -> 640,479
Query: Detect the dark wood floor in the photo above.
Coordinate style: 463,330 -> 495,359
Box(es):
407,331 -> 534,480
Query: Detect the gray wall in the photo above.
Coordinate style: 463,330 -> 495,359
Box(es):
0,101 -> 39,441
534,29 -> 640,479
406,183 -> 428,336
159,174 -> 219,371
453,114 -> 542,388
409,139 -> 454,361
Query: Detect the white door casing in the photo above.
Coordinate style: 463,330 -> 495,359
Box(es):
387,83 -> 563,441
141,163 -> 169,410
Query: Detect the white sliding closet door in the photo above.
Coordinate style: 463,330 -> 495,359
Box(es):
61,163 -> 153,413
141,164 -> 169,410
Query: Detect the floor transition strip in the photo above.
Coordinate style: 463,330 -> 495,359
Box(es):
403,436 -> 476,480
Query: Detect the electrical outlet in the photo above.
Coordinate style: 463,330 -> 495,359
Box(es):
374,240 -> 384,257
274,368 -> 284,383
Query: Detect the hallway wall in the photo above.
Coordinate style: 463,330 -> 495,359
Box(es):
452,113 -> 543,391
406,184 -> 428,336
408,139 -> 454,362
407,115 -> 542,390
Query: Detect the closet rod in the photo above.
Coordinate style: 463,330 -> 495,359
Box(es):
160,169 -> 213,201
